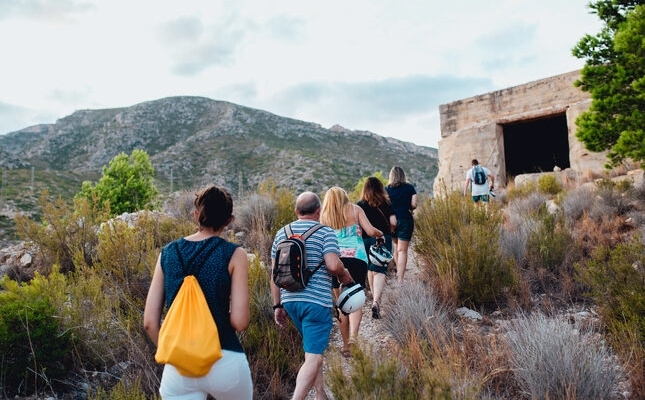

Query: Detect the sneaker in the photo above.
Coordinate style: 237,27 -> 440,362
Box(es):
371,302 -> 380,319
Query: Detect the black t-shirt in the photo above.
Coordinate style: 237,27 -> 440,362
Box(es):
357,200 -> 395,238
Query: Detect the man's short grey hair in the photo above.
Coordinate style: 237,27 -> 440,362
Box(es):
295,191 -> 321,216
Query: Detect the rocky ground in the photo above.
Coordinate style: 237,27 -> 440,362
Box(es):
305,249 -> 424,400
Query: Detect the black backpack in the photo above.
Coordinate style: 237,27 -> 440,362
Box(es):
473,165 -> 487,185
273,223 -> 324,292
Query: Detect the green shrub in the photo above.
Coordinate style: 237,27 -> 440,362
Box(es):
75,149 -> 159,217
0,275 -> 72,397
537,173 -> 562,195
525,209 -> 575,274
414,193 -> 519,308
577,236 -> 645,348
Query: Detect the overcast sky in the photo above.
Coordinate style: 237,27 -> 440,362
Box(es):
0,0 -> 602,148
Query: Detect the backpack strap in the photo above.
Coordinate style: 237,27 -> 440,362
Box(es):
285,223 -> 325,273
300,223 -> 324,240
302,223 -> 325,273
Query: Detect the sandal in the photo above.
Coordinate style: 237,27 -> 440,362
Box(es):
340,348 -> 352,358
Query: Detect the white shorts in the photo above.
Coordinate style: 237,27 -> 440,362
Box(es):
159,350 -> 253,400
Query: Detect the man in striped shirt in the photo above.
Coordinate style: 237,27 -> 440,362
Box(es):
271,191 -> 353,400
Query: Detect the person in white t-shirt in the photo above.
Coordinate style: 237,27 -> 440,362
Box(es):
464,159 -> 495,205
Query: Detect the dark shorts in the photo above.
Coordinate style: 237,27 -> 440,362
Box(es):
332,257 -> 368,289
364,235 -> 393,274
394,218 -> 414,241
472,194 -> 490,203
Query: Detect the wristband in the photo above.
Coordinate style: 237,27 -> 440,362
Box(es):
272,304 -> 284,310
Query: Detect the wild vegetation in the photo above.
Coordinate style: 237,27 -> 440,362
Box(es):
2,1 -> 645,396
0,162 -> 644,398
573,0 -> 645,167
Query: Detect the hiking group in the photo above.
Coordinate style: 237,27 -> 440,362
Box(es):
143,165 -> 420,399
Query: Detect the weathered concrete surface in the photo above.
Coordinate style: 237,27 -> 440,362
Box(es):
433,70 -> 609,195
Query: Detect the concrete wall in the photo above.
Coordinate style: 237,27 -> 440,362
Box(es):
433,70 -> 608,195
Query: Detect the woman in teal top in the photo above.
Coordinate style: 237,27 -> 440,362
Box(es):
320,186 -> 384,358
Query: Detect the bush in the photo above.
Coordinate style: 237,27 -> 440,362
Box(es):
381,280 -> 454,349
537,173 -> 562,195
0,275 -> 72,397
235,193 -> 277,263
13,193 -> 108,275
561,186 -> 595,228
414,193 -> 520,308
234,181 -> 296,264
504,312 -> 624,399
525,209 -> 575,274
590,178 -> 634,221
578,236 -> 645,348
75,149 -> 159,217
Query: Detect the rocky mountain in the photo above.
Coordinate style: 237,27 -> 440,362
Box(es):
0,96 -> 438,199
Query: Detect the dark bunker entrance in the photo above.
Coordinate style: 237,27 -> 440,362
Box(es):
502,113 -> 570,178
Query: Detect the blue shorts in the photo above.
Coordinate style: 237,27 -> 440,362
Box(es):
394,219 -> 414,241
364,235 -> 393,274
472,194 -> 490,203
283,302 -> 332,355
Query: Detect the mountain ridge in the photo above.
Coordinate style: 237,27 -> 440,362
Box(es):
0,96 -> 438,197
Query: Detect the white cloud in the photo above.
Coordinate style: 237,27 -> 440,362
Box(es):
0,0 -> 602,148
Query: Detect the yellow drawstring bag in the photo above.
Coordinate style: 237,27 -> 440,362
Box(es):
155,240 -> 223,377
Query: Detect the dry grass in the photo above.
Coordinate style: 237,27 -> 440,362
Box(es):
4,176 -> 645,398
504,312 -> 624,399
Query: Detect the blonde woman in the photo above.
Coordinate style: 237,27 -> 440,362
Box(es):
320,186 -> 384,357
385,166 -> 417,283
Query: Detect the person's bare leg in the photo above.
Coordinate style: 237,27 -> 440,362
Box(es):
367,270 -> 375,299
348,306 -> 363,343
396,239 -> 410,283
372,272 -> 386,305
292,353 -> 324,400
313,365 -> 329,400
339,312 -> 350,356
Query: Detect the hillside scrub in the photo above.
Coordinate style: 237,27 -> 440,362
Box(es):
0,176 -> 644,398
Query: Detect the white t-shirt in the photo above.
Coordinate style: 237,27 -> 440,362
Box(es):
466,165 -> 491,196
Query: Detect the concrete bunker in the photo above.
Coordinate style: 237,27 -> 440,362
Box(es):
434,70 -> 608,195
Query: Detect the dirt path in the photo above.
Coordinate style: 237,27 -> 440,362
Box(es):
306,246 -> 423,399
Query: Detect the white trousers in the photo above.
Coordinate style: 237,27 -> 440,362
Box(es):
159,350 -> 253,400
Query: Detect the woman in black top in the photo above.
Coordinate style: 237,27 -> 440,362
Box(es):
385,166 -> 417,284
357,177 -> 396,319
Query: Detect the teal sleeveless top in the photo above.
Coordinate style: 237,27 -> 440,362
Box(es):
335,209 -> 368,264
